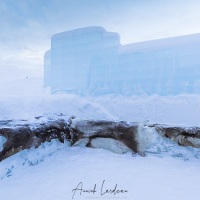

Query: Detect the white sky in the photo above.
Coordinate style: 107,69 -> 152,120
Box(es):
1,0 -> 200,71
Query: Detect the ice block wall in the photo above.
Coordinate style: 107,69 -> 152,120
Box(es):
44,26 -> 200,95
118,35 -> 200,95
50,26 -> 119,94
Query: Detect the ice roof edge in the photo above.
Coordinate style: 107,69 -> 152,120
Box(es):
120,33 -> 200,53
52,26 -> 106,40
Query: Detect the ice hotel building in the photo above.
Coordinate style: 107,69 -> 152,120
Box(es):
44,26 -> 200,95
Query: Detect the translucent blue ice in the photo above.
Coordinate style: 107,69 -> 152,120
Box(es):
44,26 -> 200,95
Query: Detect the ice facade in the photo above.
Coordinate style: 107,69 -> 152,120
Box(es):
44,26 -> 200,95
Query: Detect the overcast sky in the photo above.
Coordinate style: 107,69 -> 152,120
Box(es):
1,0 -> 200,72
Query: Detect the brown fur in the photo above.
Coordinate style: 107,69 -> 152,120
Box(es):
0,119 -> 71,162
1,118 -> 200,161
69,120 -> 144,156
153,125 -> 200,148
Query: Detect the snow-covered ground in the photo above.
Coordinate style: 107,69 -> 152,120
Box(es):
0,68 -> 200,200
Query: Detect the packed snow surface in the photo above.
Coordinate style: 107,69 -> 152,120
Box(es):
0,72 -> 200,200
